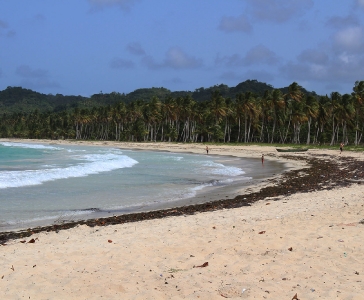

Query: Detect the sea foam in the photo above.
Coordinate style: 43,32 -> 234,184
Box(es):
0,152 -> 138,189
0,142 -> 61,150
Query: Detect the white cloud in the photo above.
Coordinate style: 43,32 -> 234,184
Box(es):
87,0 -> 140,11
297,49 -> 329,64
242,70 -> 275,83
356,0 -> 364,8
16,65 -> 49,78
109,57 -> 135,69
216,45 -> 278,67
15,65 -> 60,91
19,78 -> 60,90
164,48 -> 202,69
215,53 -> 241,67
126,42 -> 145,56
219,71 -> 240,80
326,15 -> 359,29
244,45 -> 279,65
334,27 -> 364,53
0,20 -> 8,29
6,30 -> 15,38
141,55 -> 161,70
218,14 -> 252,33
281,53 -> 364,85
142,48 -> 202,70
220,70 -> 274,85
245,0 -> 313,23
0,19 -> 15,38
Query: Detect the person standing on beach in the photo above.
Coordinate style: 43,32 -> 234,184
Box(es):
261,154 -> 264,165
206,146 -> 209,154
340,142 -> 344,154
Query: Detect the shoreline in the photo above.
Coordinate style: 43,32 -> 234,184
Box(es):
0,139 -> 292,232
0,139 -> 302,237
1,140 -> 364,299
0,139 -> 360,237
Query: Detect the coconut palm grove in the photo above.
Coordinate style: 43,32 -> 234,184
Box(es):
1,80 -> 364,146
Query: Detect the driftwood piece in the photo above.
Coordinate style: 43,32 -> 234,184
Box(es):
345,179 -> 364,184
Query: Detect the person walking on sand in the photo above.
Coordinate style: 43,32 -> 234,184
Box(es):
340,142 -> 344,154
206,146 -> 209,154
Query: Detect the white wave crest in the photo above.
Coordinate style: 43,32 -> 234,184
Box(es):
0,153 -> 138,189
0,142 -> 61,150
201,161 -> 245,176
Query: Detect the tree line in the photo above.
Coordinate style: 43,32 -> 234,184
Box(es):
1,81 -> 363,145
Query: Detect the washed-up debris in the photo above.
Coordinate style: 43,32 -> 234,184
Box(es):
258,231 -> 266,234
1,155 -> 364,244
168,268 -> 185,273
337,223 -> 356,226
194,262 -> 208,268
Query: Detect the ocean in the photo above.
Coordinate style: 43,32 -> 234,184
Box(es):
0,141 -> 285,231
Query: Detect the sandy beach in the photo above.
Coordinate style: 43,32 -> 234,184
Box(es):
1,140 -> 364,299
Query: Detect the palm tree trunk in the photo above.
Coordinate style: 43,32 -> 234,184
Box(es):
237,117 -> 241,142
306,118 -> 311,145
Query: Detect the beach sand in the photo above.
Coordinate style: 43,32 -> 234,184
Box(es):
1,140 -> 364,299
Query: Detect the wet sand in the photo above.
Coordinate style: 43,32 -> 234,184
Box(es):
0,139 -> 288,231
1,140 -> 364,299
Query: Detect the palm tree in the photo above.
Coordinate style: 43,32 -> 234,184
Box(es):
259,90 -> 270,143
161,96 -> 176,142
303,95 -> 319,144
313,96 -> 329,144
329,92 -> 342,146
242,92 -> 258,143
282,82 -> 304,143
268,89 -> 285,143
337,94 -> 355,144
209,90 -> 227,124
352,81 -> 364,145
223,97 -> 234,143
208,90 -> 226,142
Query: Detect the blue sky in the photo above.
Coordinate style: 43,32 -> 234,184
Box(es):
1,0 -> 364,97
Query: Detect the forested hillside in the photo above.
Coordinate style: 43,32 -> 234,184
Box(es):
1,80 -> 363,146
0,80 -> 314,114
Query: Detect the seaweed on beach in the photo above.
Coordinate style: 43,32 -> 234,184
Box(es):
1,155 -> 363,244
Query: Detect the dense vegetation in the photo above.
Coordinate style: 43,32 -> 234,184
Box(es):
0,80 -> 363,145
0,80 -> 315,114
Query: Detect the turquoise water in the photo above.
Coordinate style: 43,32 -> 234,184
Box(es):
0,141 -> 284,231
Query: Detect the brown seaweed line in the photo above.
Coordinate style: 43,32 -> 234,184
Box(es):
1,155 -> 362,244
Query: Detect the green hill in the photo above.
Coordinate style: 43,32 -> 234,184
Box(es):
0,80 -> 316,114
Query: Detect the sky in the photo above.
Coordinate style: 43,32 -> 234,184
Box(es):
1,0 -> 364,97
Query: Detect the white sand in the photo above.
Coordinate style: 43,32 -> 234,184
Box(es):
1,140 -> 364,299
